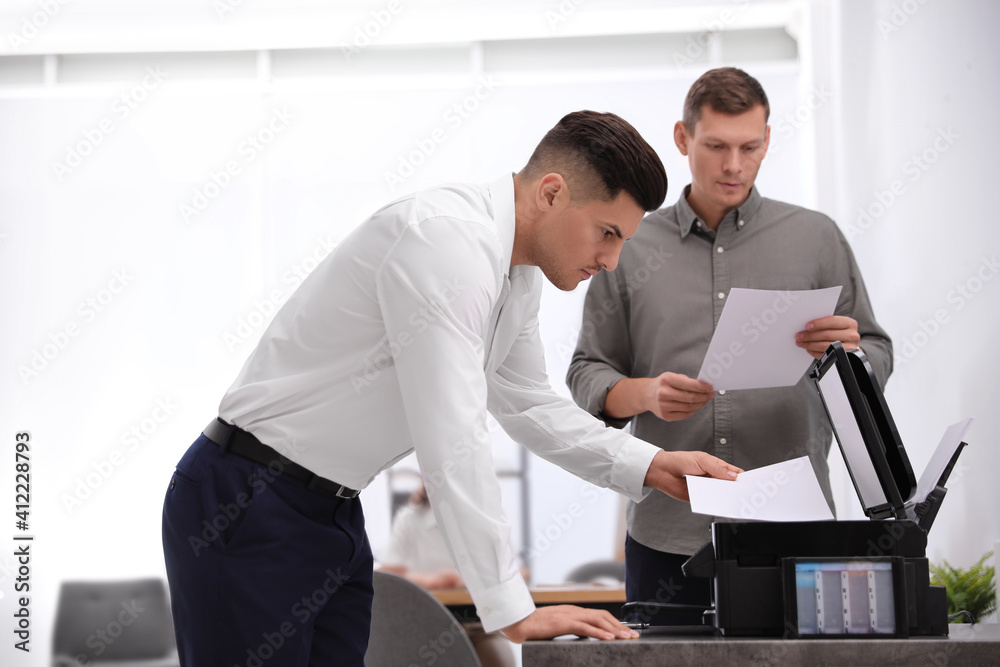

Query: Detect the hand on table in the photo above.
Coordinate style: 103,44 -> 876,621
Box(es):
378,565 -> 464,590
501,605 -> 639,644
411,569 -> 464,590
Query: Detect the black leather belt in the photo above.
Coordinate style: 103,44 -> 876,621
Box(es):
202,418 -> 360,499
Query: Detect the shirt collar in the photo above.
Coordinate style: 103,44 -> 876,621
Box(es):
676,184 -> 763,238
489,173 -> 516,276
488,173 -> 537,293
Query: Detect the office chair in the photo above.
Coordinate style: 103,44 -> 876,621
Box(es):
564,559 -> 627,584
366,570 -> 482,667
51,578 -> 179,667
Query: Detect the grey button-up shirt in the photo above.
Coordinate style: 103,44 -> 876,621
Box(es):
567,186 -> 892,555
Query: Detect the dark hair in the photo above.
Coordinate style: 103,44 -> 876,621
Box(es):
410,484 -> 429,507
683,67 -> 770,130
519,110 -> 667,212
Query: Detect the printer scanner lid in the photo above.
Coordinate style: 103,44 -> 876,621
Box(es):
809,342 -> 916,521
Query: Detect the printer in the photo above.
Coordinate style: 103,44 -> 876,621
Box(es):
674,342 -> 968,638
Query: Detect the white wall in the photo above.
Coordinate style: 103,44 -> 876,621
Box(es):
823,0 -> 1000,568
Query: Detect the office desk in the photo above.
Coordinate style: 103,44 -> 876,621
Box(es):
522,623 -> 1000,666
432,584 -> 625,623
432,584 -> 625,607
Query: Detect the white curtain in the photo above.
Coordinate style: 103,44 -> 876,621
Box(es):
812,0 -> 1000,564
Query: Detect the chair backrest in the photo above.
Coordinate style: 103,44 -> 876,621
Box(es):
51,578 -> 177,663
565,559 -> 627,584
366,571 -> 482,667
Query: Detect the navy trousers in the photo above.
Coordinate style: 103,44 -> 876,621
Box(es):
162,434 -> 373,666
623,533 -> 711,625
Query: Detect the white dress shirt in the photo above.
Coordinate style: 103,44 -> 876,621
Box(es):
218,173 -> 660,631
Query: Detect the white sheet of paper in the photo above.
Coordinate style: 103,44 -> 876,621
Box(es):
915,417 -> 974,503
696,286 -> 842,390
686,456 -> 835,522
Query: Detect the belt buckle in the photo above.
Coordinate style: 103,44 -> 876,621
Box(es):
302,470 -> 356,499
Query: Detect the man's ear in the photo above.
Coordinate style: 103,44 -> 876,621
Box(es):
673,120 -> 690,156
536,173 -> 568,210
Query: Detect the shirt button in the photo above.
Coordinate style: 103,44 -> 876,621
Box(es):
718,292 -> 725,299
738,219 -> 745,228
696,221 -> 702,227
716,246 -> 724,254
718,389 -> 726,395
720,438 -> 727,445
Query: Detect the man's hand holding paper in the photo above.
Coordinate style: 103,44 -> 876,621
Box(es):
646,372 -> 716,422
696,287 -> 844,391
795,314 -> 861,359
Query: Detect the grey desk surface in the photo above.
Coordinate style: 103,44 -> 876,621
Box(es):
522,624 -> 1000,666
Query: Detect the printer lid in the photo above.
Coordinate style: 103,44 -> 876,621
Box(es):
809,342 -> 916,520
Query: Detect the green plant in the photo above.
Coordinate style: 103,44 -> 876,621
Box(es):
929,550 -> 996,623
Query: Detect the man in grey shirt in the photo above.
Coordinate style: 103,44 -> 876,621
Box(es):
566,68 -> 892,620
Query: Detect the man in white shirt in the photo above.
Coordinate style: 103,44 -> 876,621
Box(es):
162,110 -> 742,666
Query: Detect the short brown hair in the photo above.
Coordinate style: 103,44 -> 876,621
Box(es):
683,67 -> 769,130
520,110 -> 667,212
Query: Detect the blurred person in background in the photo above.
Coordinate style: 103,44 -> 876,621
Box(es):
379,483 -> 521,667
